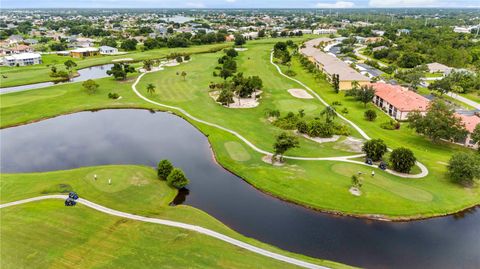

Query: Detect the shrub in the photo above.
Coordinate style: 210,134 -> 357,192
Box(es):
108,92 -> 120,99
264,108 -> 280,118
167,168 -> 190,189
331,101 -> 342,106
307,120 -> 334,138
285,69 -> 297,76
447,152 -> 480,187
380,119 -> 400,130
341,108 -> 349,114
157,159 -> 173,180
362,139 -> 388,162
273,112 -> 299,130
333,123 -> 350,136
176,56 -> 183,63
390,147 -> 416,173
296,120 -> 308,134
184,55 -> 191,61
364,109 -> 377,121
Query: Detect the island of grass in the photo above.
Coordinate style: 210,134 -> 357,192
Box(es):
0,165 -> 349,269
1,37 -> 478,221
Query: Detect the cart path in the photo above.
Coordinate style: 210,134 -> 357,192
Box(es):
0,195 -> 330,269
131,55 -> 428,179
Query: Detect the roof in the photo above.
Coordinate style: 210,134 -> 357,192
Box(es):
99,46 -> 116,50
11,44 -> 31,51
457,114 -> 480,133
70,47 -> 99,53
301,39 -> 369,82
371,83 -> 430,112
4,53 -> 41,60
426,62 -> 451,72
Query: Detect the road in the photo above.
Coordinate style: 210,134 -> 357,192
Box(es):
0,195 -> 330,269
353,46 -> 388,67
447,92 -> 480,110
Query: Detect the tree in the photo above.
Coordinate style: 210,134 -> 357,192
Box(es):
100,37 -> 118,48
147,83 -> 156,95
107,63 -> 136,80
176,56 -> 183,63
217,89 -> 234,106
143,60 -> 153,71
351,175 -> 362,189
181,71 -> 187,81
398,53 -> 423,68
120,39 -> 138,51
362,139 -> 388,162
471,125 -> 480,150
64,59 -> 77,79
364,109 -> 377,121
157,159 -> 173,180
390,147 -> 416,173
447,152 -> 480,186
345,85 -> 376,107
184,55 -> 191,61
320,106 -> 337,123
167,168 -> 190,189
408,100 -> 468,143
224,48 -> 238,58
273,132 -> 299,162
82,79 -> 99,94
332,74 -> 340,93
234,34 -> 246,47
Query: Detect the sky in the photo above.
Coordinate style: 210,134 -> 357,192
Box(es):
1,0 -> 480,9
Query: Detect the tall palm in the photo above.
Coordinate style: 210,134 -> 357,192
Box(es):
321,106 -> 337,123
146,83 -> 156,95
351,80 -> 360,90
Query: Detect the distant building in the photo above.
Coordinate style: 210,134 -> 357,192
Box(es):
70,47 -> 99,58
371,83 -> 430,121
300,38 -> 370,90
1,53 -> 42,66
372,45 -> 388,52
364,37 -> 383,44
23,39 -> 39,45
313,28 -> 337,35
6,35 -> 24,46
426,62 -> 452,74
453,26 -> 471,34
242,32 -> 258,39
372,30 -> 385,36
397,29 -> 411,35
99,46 -> 118,55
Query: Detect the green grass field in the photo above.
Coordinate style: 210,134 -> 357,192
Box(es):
1,38 -> 479,220
1,165 -> 348,269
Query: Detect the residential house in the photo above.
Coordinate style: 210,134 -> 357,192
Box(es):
371,83 -> 430,120
300,38 -> 370,90
10,45 -> 33,54
23,39 -> 38,45
313,28 -> 337,35
70,47 -> 99,58
426,62 -> 452,74
397,29 -> 411,35
1,53 -> 42,66
372,45 -> 388,52
456,114 -> 480,149
364,37 -> 383,44
99,46 -> 118,55
6,35 -> 24,46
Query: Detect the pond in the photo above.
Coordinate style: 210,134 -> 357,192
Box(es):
0,109 -> 479,269
0,64 -> 114,94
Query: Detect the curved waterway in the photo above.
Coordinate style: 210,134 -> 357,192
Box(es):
0,64 -> 114,94
1,109 -> 478,269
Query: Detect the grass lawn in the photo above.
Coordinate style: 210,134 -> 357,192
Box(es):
1,38 -> 479,220
416,87 -> 475,110
460,91 -> 480,104
0,43 -> 230,88
1,165 -> 348,269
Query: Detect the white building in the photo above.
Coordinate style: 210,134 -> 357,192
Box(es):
313,29 -> 337,35
2,53 -> 42,66
99,46 -> 118,55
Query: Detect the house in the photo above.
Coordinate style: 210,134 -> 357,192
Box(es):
99,46 -> 118,55
1,53 -> 42,66
70,47 -> 99,58
372,46 -> 388,52
453,26 -> 471,34
10,45 -> 33,54
313,28 -> 337,35
242,32 -> 258,40
300,38 -> 370,90
397,29 -> 411,35
426,62 -> 452,74
23,39 -> 39,45
372,30 -> 385,36
364,37 -> 383,44
371,83 -> 430,120
225,34 -> 235,42
456,114 -> 480,149
6,35 -> 24,46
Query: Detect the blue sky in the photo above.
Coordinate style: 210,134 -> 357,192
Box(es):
2,0 -> 479,9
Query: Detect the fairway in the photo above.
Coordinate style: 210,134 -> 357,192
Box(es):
224,141 -> 251,161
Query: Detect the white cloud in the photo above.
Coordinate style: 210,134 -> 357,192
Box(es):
225,0 -> 236,2
185,1 -> 205,8
315,1 -> 355,8
369,0 -> 439,7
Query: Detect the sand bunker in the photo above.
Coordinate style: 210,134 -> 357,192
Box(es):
349,187 -> 362,196
112,58 -> 133,62
288,89 -> 314,99
234,48 -> 248,51
299,133 -> 340,143
209,90 -> 261,109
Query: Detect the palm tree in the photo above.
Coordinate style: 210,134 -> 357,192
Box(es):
321,106 -> 337,123
146,83 -> 156,95
351,80 -> 360,90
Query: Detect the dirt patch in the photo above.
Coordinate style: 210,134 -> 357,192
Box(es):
288,88 -> 314,99
349,187 -> 362,196
261,155 -> 285,166
334,137 -> 365,153
209,90 -> 262,109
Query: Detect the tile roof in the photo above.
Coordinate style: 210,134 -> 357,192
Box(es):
457,114 -> 480,133
371,83 -> 430,112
